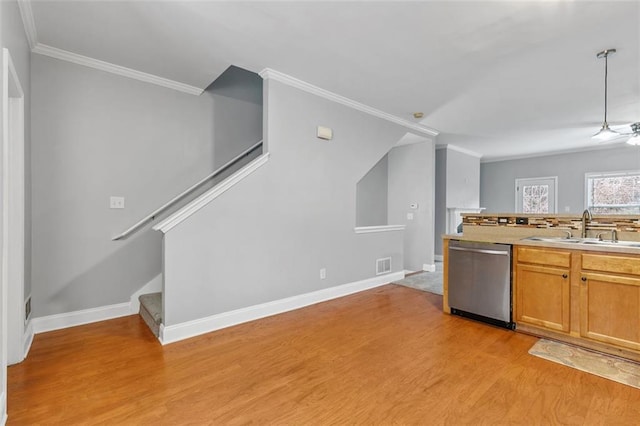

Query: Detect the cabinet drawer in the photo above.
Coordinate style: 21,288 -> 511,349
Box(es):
581,253 -> 640,276
517,246 -> 571,268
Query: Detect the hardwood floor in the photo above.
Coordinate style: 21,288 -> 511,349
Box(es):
8,284 -> 640,425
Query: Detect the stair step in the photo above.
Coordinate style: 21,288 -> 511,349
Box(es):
139,292 -> 162,338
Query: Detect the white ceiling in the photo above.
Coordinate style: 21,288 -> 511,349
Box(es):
27,1 -> 640,160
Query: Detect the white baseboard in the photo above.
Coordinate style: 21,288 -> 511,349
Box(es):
403,269 -> 415,275
129,274 -> 163,314
434,255 -> 443,262
423,263 -> 436,272
160,271 -> 404,345
0,392 -> 6,426
22,319 -> 34,360
32,302 -> 131,334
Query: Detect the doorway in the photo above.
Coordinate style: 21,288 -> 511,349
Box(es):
515,176 -> 558,214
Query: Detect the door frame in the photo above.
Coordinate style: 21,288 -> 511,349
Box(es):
2,48 -> 29,373
515,176 -> 558,214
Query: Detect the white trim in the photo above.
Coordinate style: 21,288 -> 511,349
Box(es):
584,169 -> 640,211
481,141 -> 630,163
3,48 -> 27,370
354,225 -> 406,234
403,269 -> 416,275
259,68 -> 439,138
0,393 -> 6,426
435,143 -> 483,158
22,320 -> 33,361
422,264 -> 436,272
154,153 -> 270,233
434,254 -> 444,262
160,271 -> 404,345
515,176 -> 558,214
32,303 -> 131,334
32,44 -> 204,96
17,0 -> 37,50
129,274 -> 163,314
16,0 -> 204,96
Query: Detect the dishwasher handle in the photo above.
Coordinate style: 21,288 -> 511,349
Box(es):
449,246 -> 510,256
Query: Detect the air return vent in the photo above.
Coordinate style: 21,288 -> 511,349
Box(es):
376,257 -> 391,275
25,296 -> 31,322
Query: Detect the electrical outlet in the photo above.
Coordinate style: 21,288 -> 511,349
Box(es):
110,196 -> 125,209
407,212 -> 414,220
320,268 -> 326,279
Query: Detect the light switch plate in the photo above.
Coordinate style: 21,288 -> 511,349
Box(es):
110,196 -> 125,209
407,212 -> 414,220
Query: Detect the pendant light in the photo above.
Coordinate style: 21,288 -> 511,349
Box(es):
592,48 -> 620,141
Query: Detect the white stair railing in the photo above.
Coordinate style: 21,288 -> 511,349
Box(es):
112,140 -> 263,240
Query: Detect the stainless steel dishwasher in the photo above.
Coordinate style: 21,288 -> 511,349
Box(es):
448,240 -> 514,329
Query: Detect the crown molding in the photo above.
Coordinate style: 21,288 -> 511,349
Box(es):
17,0 -> 38,50
259,68 -> 439,138
480,140 -> 631,163
435,143 -> 483,158
19,0 -> 203,95
32,44 -> 204,95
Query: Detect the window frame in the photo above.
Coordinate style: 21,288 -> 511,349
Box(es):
584,169 -> 640,214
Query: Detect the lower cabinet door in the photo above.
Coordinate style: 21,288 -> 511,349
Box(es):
580,272 -> 640,351
516,264 -> 570,332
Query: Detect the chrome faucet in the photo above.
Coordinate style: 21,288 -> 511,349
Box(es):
581,209 -> 592,238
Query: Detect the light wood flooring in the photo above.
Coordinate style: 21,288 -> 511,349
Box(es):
8,284 -> 640,425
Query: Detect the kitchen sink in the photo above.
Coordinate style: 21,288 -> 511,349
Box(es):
580,240 -> 640,248
522,236 -> 582,243
522,236 -> 640,248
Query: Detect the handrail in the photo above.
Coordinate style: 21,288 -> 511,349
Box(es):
113,140 -> 263,241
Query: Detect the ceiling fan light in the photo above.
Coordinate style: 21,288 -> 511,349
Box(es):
627,133 -> 640,146
592,123 -> 620,141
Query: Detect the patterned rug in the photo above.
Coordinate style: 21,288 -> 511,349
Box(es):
393,263 -> 443,296
529,339 -> 640,389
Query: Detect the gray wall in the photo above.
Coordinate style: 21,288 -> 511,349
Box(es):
480,145 -> 640,214
162,79 -> 413,326
388,142 -> 435,271
356,154 -> 388,226
208,66 -> 263,167
30,56 -> 262,317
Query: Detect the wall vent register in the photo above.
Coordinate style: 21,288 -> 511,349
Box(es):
376,257 -> 391,275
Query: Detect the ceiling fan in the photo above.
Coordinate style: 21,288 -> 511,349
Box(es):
592,48 -> 640,145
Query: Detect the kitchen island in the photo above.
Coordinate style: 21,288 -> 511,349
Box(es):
443,213 -> 640,362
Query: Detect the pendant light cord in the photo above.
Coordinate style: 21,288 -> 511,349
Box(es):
604,52 -> 609,124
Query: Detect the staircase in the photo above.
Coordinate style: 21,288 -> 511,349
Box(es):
139,292 -> 162,338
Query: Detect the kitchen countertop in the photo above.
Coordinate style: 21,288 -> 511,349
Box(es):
443,233 -> 640,255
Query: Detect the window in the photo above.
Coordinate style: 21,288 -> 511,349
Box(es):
585,170 -> 640,214
515,177 -> 557,213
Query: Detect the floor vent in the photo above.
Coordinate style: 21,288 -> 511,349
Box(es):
376,257 -> 392,275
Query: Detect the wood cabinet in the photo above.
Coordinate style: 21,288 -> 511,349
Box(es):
514,246 -> 640,360
579,253 -> 640,351
515,247 -> 571,333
